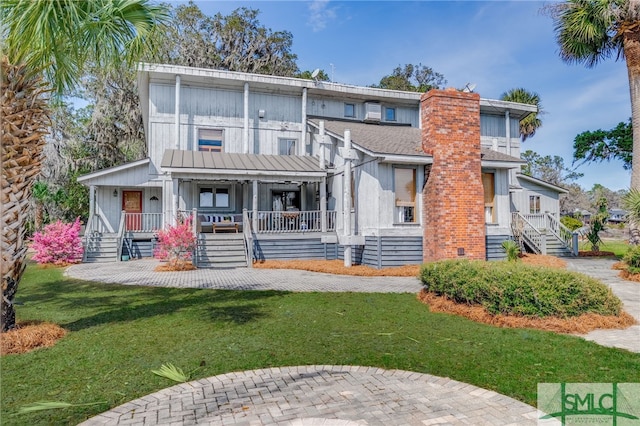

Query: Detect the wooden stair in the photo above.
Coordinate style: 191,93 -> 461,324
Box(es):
83,232 -> 119,263
196,233 -> 248,268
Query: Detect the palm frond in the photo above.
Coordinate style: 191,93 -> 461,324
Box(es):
152,363 -> 189,383
17,401 -> 106,414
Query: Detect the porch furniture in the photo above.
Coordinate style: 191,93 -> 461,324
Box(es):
198,214 -> 243,233
213,222 -> 239,233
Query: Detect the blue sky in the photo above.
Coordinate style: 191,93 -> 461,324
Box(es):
191,0 -> 630,191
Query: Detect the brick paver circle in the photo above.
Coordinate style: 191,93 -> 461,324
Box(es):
79,366 -> 538,425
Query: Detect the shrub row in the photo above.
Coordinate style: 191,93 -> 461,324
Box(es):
419,260 -> 621,318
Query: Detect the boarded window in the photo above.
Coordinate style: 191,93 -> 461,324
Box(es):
395,168 -> 416,223
198,128 -> 223,152
482,173 -> 495,223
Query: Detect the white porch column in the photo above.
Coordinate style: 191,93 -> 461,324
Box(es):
175,75 -> 181,149
505,109 -> 511,156
300,87 -> 307,156
172,177 -> 179,225
320,177 -> 327,232
343,129 -> 352,267
242,182 -> 249,211
301,183 -> 307,211
243,82 -> 250,154
318,120 -> 325,169
88,185 -> 96,231
252,180 -> 259,231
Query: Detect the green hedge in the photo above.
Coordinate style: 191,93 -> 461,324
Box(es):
419,260 -> 621,318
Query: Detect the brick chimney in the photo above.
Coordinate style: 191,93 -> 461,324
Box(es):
421,88 -> 486,262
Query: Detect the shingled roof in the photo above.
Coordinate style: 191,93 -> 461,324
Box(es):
310,119 -> 427,158
309,119 -> 523,164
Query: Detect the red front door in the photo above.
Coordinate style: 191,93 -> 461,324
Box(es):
122,191 -> 142,231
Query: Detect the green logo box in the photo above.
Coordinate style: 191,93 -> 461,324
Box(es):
538,383 -> 640,425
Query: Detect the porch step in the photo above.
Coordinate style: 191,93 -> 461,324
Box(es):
196,233 -> 247,268
545,240 -> 574,257
83,233 -> 119,262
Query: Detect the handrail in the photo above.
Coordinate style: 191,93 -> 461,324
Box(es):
511,212 -> 545,255
116,210 -> 126,261
189,208 -> 197,267
546,213 -> 578,256
82,214 -> 95,262
242,209 -> 253,267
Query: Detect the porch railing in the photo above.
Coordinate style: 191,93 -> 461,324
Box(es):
248,210 -> 336,234
545,212 -> 579,256
83,213 -> 113,261
511,212 -> 545,255
512,212 -> 579,256
122,213 -> 164,233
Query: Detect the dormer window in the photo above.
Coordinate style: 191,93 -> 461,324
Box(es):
344,103 -> 355,118
198,128 -> 223,152
385,107 -> 396,121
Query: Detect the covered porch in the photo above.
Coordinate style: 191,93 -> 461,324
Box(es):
161,149 -> 334,234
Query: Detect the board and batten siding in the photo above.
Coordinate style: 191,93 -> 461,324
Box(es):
93,187 -> 162,233
373,163 -> 423,229
512,177 -> 561,217
306,97 -> 419,127
148,82 -> 306,161
356,159 -> 381,231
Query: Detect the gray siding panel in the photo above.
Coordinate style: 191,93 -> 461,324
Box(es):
361,235 -> 423,268
486,235 -> 510,261
254,237 -> 338,261
122,239 -> 155,259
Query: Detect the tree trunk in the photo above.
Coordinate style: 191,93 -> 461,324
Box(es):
1,58 -> 50,332
624,25 -> 640,244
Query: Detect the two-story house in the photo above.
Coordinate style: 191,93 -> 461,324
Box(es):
78,63 -> 572,267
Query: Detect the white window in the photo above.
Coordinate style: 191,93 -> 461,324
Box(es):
198,128 -> 223,152
199,186 -> 231,209
344,103 -> 355,118
529,195 -> 541,214
279,139 -> 296,155
394,167 -> 416,223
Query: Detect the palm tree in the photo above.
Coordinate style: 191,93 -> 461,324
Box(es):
499,88 -> 543,141
0,0 -> 168,332
548,0 -> 640,241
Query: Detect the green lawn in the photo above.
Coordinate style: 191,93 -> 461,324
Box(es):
2,263 -> 639,425
580,239 -> 630,258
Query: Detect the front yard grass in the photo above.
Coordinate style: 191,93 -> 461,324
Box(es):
579,238 -> 630,258
1,263 -> 639,425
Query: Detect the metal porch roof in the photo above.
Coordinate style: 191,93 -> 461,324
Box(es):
160,150 -> 327,179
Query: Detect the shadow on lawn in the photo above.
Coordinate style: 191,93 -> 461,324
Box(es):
18,274 -> 289,331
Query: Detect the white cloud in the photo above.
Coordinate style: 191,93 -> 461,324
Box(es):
307,0 -> 337,32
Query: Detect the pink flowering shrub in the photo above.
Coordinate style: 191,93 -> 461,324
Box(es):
154,218 -> 197,269
32,218 -> 84,265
